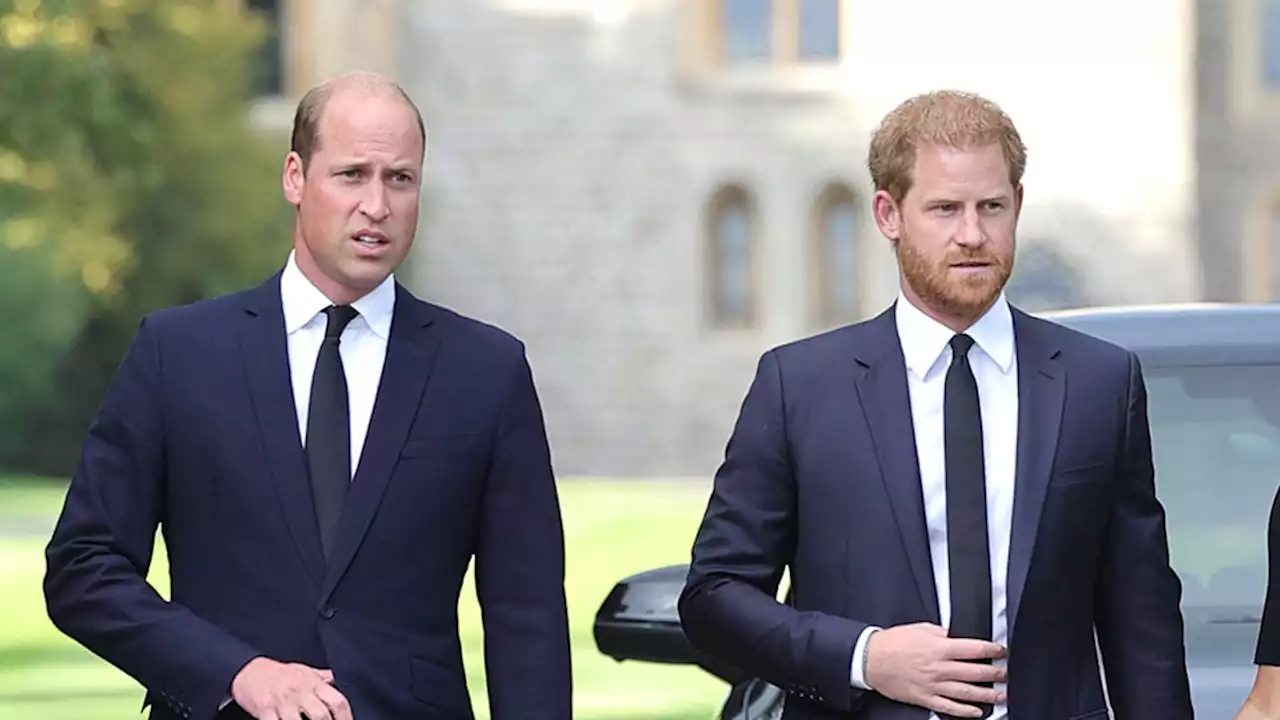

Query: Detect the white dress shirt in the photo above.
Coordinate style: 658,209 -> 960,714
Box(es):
850,293 -> 1018,720
220,253 -> 395,708
280,251 -> 396,477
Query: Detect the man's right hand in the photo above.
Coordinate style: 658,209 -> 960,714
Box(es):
231,657 -> 353,720
864,622 -> 1008,718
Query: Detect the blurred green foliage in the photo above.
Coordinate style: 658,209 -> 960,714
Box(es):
0,0 -> 294,473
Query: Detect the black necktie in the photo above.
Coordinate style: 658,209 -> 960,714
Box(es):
944,333 -> 993,719
307,304 -> 359,558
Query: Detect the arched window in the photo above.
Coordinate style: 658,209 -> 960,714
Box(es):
811,184 -> 859,326
707,184 -> 758,328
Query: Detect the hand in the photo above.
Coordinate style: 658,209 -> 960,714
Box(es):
231,657 -> 353,720
864,623 -> 1007,718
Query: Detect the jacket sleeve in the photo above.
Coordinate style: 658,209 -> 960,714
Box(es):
1093,351 -> 1193,719
43,316 -> 261,720
473,345 -> 573,719
679,350 -> 866,713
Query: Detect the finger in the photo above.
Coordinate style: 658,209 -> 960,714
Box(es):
925,694 -> 986,719
943,638 -> 1007,660
298,693 -> 334,720
916,623 -> 949,636
935,680 -> 1006,706
941,660 -> 1008,684
276,703 -> 304,720
314,668 -> 335,684
259,711 -> 282,720
316,684 -> 353,720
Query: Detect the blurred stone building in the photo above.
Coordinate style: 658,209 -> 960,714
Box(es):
1196,0 -> 1280,302
245,0 -> 1262,477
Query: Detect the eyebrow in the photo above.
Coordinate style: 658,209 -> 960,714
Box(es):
923,193 -> 1012,205
331,159 -> 418,174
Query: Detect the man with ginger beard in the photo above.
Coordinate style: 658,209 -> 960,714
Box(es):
678,90 -> 1192,720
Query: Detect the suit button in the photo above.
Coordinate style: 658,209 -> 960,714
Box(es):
320,606 -> 336,619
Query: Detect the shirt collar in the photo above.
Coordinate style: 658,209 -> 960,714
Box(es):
280,250 -> 396,340
894,291 -> 1015,379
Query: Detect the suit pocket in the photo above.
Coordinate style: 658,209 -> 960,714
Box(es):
400,432 -> 483,459
1051,461 -> 1109,488
410,657 -> 473,716
1067,708 -> 1109,720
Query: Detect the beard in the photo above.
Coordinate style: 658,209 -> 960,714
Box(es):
897,230 -> 1013,322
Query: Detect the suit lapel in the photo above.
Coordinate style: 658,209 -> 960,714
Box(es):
321,285 -> 441,601
238,273 -> 327,585
853,308 -> 941,622
1006,310 -> 1065,637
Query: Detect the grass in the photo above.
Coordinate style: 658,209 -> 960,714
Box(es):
0,478 -> 728,719
0,476 -> 70,519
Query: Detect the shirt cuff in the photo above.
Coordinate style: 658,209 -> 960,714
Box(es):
849,625 -> 882,690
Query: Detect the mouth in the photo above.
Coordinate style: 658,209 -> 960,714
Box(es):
950,260 -> 993,269
351,230 -> 390,247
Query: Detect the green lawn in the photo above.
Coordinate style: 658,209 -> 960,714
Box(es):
0,478 -> 728,719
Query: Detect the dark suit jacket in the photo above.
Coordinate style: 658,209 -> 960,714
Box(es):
43,272 -> 572,720
678,304 -> 1192,719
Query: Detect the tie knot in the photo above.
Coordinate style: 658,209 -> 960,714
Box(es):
950,333 -> 976,357
322,305 -> 359,340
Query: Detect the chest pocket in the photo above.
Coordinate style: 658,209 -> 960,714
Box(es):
1050,460 -> 1110,488
399,432 -> 485,459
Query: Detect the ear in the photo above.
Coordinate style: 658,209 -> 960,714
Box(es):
1014,183 -> 1024,220
283,151 -> 306,207
873,189 -> 903,243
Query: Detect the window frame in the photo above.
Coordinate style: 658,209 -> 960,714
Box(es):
709,0 -> 844,68
677,0 -> 846,94
1229,0 -> 1280,116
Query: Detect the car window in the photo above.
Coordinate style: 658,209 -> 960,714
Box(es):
1146,364 -> 1280,664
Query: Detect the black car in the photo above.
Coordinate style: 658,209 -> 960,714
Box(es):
593,303 -> 1280,718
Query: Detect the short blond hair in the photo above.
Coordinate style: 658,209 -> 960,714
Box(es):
868,90 -> 1027,203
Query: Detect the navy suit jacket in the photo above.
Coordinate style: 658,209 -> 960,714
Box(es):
678,305 -> 1193,719
43,272 -> 572,720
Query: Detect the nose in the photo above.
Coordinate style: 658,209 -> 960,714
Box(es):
954,206 -> 987,249
360,182 -> 391,223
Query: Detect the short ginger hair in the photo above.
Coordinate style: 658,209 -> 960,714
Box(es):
868,90 -> 1027,203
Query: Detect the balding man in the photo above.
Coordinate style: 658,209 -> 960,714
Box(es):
43,72 -> 572,720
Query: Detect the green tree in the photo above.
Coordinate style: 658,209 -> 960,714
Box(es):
0,0 -> 293,473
